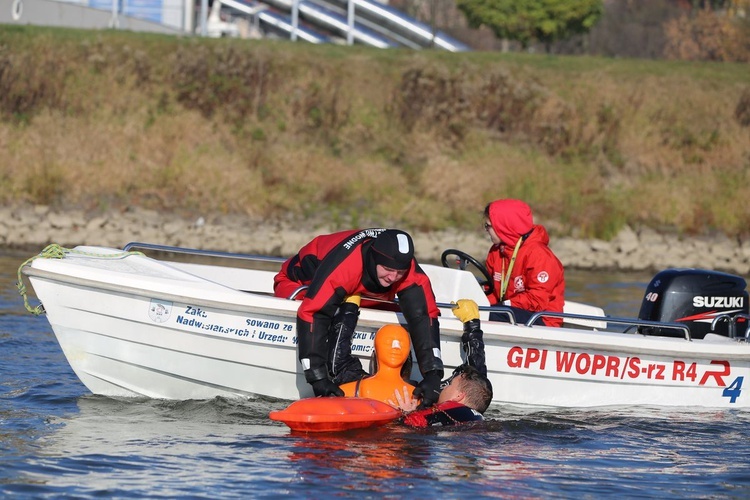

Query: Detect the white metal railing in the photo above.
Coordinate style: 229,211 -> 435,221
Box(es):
33,0 -> 467,49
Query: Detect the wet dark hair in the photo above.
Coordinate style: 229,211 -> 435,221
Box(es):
454,365 -> 493,414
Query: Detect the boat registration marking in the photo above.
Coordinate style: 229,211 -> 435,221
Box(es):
506,346 -> 734,387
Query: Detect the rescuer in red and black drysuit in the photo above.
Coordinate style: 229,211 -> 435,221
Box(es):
273,228 -> 444,408
484,199 -> 565,327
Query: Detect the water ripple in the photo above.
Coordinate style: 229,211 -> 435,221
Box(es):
3,257 -> 750,498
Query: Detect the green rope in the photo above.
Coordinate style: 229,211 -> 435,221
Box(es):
16,243 -> 144,316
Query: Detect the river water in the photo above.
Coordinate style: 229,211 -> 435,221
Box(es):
2,249 -> 749,498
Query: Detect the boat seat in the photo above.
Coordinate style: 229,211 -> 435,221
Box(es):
421,264 -> 490,306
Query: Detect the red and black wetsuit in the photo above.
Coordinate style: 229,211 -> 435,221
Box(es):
402,401 -> 483,427
274,228 -> 443,385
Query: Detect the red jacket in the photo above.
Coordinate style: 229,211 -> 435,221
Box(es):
402,401 -> 483,427
485,201 -> 565,327
274,229 -> 443,378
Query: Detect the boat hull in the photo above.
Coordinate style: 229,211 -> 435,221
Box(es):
25,247 -> 750,408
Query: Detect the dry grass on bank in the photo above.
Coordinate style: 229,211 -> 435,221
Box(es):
1,25 -> 749,239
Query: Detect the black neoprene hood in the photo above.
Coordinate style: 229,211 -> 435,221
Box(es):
370,230 -> 414,270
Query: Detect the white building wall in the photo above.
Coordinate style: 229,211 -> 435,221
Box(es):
0,0 -> 189,34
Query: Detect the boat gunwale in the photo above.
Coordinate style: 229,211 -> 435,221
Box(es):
24,265 -> 750,362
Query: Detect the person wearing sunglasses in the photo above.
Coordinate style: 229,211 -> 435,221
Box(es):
483,199 -> 565,327
390,299 -> 493,427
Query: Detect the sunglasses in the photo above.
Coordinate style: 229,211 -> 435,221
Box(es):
440,364 -> 468,389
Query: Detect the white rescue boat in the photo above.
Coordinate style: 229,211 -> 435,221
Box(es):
18,242 -> 750,409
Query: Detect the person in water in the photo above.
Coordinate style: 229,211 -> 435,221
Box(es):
273,228 -> 444,408
389,298 -> 493,427
340,302 -> 492,427
483,199 -> 565,327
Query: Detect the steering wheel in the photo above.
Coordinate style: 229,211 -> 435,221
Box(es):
440,249 -> 494,296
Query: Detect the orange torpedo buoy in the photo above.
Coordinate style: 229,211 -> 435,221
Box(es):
269,397 -> 401,432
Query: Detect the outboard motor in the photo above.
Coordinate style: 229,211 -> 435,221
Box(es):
637,269 -> 748,339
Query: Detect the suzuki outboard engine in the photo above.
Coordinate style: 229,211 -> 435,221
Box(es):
638,269 -> 748,339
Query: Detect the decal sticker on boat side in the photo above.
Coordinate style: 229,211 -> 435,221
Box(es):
505,345 -> 737,396
148,299 -> 173,323
164,304 -> 377,353
723,376 -> 744,403
351,331 -> 376,355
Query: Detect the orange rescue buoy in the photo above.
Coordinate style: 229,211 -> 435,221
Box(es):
269,397 -> 401,432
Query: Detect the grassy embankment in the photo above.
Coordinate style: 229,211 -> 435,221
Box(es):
1,25 -> 749,239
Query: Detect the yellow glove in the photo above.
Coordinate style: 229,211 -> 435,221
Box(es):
344,294 -> 361,307
451,299 -> 479,323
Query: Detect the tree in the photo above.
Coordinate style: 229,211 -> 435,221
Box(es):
456,0 -> 604,50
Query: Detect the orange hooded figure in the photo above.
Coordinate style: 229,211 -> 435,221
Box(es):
340,324 -> 415,404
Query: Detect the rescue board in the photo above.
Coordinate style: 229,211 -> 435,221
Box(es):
269,397 -> 401,432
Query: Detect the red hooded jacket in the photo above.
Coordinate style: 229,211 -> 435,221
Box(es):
485,200 -> 565,327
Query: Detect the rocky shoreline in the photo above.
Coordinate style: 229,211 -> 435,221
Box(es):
2,205 -> 749,276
